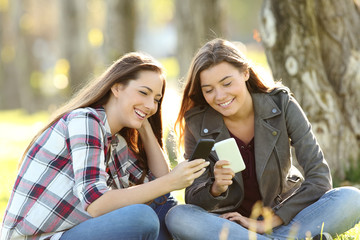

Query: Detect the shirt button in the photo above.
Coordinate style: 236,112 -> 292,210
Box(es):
203,128 -> 209,133
272,131 -> 277,136
272,108 -> 277,113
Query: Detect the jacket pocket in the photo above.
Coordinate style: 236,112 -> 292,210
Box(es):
282,175 -> 302,197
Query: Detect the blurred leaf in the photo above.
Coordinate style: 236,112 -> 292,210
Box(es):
30,71 -> 43,89
88,28 -> 104,47
0,0 -> 8,12
159,57 -> 179,79
1,44 -> 15,63
55,59 -> 70,75
150,0 -> 174,25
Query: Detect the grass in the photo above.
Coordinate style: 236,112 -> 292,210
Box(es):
0,109 -> 50,225
1,106 -> 359,238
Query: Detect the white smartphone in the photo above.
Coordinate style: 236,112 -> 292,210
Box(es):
214,138 -> 246,173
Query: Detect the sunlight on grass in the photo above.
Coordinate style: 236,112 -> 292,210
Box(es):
0,109 -> 49,224
335,223 -> 360,240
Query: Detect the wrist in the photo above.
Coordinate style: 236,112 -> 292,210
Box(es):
210,183 -> 222,197
267,214 -> 283,229
158,172 -> 175,192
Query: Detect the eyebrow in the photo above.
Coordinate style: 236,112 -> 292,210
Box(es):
200,75 -> 232,88
140,86 -> 162,97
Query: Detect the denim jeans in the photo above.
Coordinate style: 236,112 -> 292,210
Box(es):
147,193 -> 178,240
61,193 -> 177,240
165,187 -> 360,240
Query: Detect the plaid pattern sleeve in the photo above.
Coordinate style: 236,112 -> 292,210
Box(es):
67,111 -> 109,209
1,107 -> 112,240
106,135 -> 155,189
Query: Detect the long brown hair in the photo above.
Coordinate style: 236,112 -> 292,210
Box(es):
175,38 -> 276,147
21,52 -> 166,178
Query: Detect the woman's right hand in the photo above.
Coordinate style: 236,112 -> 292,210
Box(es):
210,160 -> 235,196
167,159 -> 210,190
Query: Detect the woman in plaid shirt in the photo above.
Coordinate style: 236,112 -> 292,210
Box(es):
1,52 -> 209,240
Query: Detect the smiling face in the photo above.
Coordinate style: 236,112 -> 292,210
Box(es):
200,61 -> 252,120
105,70 -> 163,133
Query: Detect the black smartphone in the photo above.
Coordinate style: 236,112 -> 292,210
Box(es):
189,139 -> 215,161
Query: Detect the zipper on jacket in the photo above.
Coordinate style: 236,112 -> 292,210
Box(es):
273,148 -> 284,209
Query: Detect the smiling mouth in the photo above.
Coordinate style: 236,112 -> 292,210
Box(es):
135,109 -> 146,119
219,98 -> 234,107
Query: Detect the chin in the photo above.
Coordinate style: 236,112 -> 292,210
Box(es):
125,121 -> 142,130
218,109 -> 236,117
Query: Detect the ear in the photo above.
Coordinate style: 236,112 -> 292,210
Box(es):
244,69 -> 250,81
110,83 -> 123,98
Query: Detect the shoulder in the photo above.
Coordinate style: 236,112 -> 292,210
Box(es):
268,86 -> 294,108
269,86 -> 291,98
184,105 -> 209,121
64,107 -> 104,124
184,105 -> 222,124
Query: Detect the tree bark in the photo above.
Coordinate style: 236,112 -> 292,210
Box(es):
104,0 -> 136,61
175,0 -> 225,79
0,0 -> 37,111
259,0 -> 360,179
58,0 -> 92,95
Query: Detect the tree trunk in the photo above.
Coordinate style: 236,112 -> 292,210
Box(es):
175,0 -> 225,79
0,6 -> 21,109
104,0 -> 136,61
58,0 -> 92,95
259,0 -> 360,179
0,0 -> 37,111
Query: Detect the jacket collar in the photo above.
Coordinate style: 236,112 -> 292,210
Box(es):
252,92 -> 282,181
252,92 -> 281,120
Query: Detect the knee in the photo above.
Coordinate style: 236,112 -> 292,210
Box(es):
333,187 -> 360,211
131,204 -> 160,231
117,204 -> 160,235
336,186 -> 360,201
165,204 -> 201,231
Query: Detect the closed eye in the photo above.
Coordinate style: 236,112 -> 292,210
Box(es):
202,87 -> 213,94
223,81 -> 232,87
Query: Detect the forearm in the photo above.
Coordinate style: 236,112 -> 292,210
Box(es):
138,124 -> 169,177
185,177 -> 229,210
87,175 -> 173,217
87,159 -> 209,217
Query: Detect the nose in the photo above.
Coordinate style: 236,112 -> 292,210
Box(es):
144,100 -> 157,112
214,88 -> 226,101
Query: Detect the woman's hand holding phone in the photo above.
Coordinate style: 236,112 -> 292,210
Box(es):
210,160 -> 235,197
168,159 -> 210,190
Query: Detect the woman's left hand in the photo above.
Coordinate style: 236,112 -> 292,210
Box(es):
138,118 -> 152,135
220,212 -> 283,234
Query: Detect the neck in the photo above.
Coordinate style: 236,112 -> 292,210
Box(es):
224,93 -> 254,123
102,100 -> 123,135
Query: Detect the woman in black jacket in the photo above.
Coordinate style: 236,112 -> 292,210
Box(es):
166,38 -> 360,240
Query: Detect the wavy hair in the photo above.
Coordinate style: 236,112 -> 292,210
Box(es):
21,52 -> 166,181
175,38 -> 277,148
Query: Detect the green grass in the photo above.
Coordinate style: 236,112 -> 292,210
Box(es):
1,109 -> 359,239
0,109 -> 49,225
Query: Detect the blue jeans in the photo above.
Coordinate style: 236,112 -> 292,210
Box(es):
165,187 -> 360,240
61,193 -> 177,240
147,193 -> 178,240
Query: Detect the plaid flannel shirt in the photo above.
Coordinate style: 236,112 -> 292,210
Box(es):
1,107 -> 154,240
